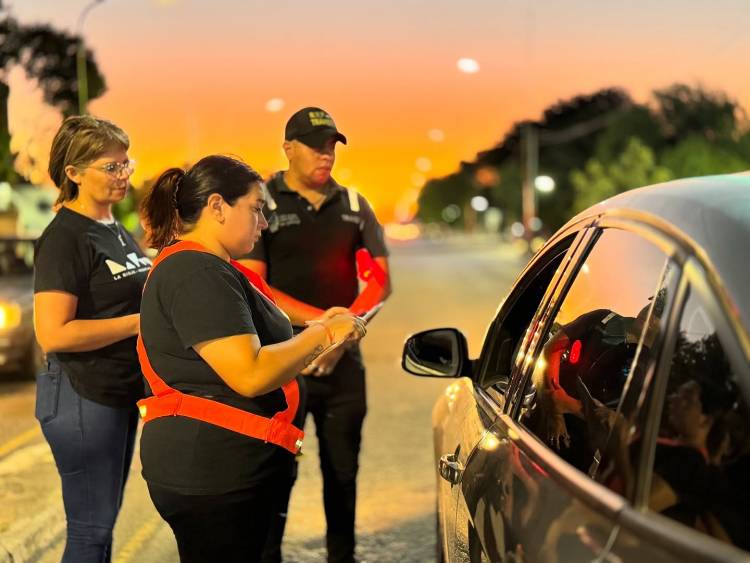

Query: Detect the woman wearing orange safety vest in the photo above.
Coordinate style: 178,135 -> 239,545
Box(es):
138,155 -> 366,562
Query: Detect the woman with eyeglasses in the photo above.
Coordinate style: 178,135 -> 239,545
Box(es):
33,115 -> 150,562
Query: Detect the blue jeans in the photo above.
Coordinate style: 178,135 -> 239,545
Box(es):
35,357 -> 139,563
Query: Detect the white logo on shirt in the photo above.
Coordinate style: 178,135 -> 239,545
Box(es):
341,213 -> 361,225
278,213 -> 301,227
106,259 -> 127,275
106,253 -> 152,279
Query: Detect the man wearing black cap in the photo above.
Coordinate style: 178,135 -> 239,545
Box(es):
240,107 -> 391,562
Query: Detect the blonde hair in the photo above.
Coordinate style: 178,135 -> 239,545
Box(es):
48,115 -> 130,205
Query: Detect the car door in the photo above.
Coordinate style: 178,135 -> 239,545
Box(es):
460,225 -> 679,562
605,256 -> 750,563
443,229 -> 586,561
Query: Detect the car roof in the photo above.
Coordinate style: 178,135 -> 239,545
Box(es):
565,173 -> 750,333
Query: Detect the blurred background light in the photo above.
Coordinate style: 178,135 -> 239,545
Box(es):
470,195 -> 489,212
457,57 -> 480,74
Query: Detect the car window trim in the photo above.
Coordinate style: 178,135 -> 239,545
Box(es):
508,212 -> 694,422
475,237 -> 573,393
507,226 -> 600,419
475,225 -> 588,392
595,214 -> 683,260
614,257 -> 680,421
507,221 -> 684,504
476,386 -> 504,419
599,210 -> 750,360
630,264 -> 690,508
614,503 -> 748,563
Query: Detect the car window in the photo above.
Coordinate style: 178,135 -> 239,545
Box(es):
645,288 -> 749,552
519,228 -> 670,477
0,239 -> 34,276
478,236 -> 574,391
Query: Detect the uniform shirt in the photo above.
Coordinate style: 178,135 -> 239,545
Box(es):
556,309 -> 637,406
34,207 -> 149,407
245,173 -> 388,314
139,249 -> 296,494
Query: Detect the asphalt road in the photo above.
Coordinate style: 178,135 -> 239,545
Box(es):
0,236 -> 524,563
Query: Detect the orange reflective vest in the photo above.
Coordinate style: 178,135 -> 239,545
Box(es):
136,240 -> 304,455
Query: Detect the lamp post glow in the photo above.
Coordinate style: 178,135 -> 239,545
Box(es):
76,0 -> 106,115
534,175 -> 555,193
470,195 -> 489,212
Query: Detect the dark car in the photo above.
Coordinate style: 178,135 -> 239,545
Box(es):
403,175 -> 750,562
0,237 -> 43,377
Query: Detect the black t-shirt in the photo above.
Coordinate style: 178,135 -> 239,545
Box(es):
139,249 -> 296,494
34,207 -> 149,407
245,173 -> 389,312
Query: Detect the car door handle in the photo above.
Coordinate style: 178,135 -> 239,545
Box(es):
439,453 -> 464,485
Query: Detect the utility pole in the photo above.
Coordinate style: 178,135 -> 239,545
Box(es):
519,111 -> 619,237
76,0 -> 106,115
521,123 -> 538,236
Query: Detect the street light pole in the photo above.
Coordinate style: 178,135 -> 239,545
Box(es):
521,123 -> 538,235
76,0 -> 106,115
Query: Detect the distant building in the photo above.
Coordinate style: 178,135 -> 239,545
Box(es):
0,182 -> 56,238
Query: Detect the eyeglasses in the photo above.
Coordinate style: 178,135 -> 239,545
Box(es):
87,160 -> 136,178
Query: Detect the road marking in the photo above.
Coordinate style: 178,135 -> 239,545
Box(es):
0,426 -> 41,458
113,513 -> 164,563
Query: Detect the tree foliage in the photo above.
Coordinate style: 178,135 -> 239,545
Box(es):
418,83 -> 750,231
571,137 -> 673,213
0,1 -> 106,181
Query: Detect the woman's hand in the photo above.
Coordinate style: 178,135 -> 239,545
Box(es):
323,312 -> 367,344
317,307 -> 351,321
301,312 -> 366,376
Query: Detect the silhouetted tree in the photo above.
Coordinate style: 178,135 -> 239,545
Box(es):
654,83 -> 741,143
0,1 -> 106,181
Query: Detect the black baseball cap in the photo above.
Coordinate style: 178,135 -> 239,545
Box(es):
284,107 -> 347,149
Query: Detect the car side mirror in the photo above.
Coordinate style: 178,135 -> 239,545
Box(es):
402,328 -> 470,378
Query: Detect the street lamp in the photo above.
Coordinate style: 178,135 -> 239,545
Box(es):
470,195 -> 489,212
76,0 -> 106,115
534,175 -> 555,193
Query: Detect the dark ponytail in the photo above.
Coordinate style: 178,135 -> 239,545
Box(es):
141,168 -> 184,250
141,155 -> 262,251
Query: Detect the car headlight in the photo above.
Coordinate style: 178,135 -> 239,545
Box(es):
0,302 -> 22,330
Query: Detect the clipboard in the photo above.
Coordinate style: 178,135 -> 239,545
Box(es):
359,301 -> 385,324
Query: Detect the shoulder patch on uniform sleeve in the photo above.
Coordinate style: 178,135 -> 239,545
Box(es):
263,179 -> 278,211
347,188 -> 360,212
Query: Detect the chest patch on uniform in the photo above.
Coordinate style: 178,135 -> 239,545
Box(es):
341,213 -> 361,225
276,213 -> 302,229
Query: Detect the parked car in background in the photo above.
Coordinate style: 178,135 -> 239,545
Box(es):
404,175 -> 750,562
0,237 -> 43,378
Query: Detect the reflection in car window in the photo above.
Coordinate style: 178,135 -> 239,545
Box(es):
520,228 -> 670,480
0,239 -> 34,276
647,289 -> 749,551
480,239 -> 573,391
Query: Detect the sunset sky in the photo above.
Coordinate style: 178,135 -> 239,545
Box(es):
8,0 -> 750,222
